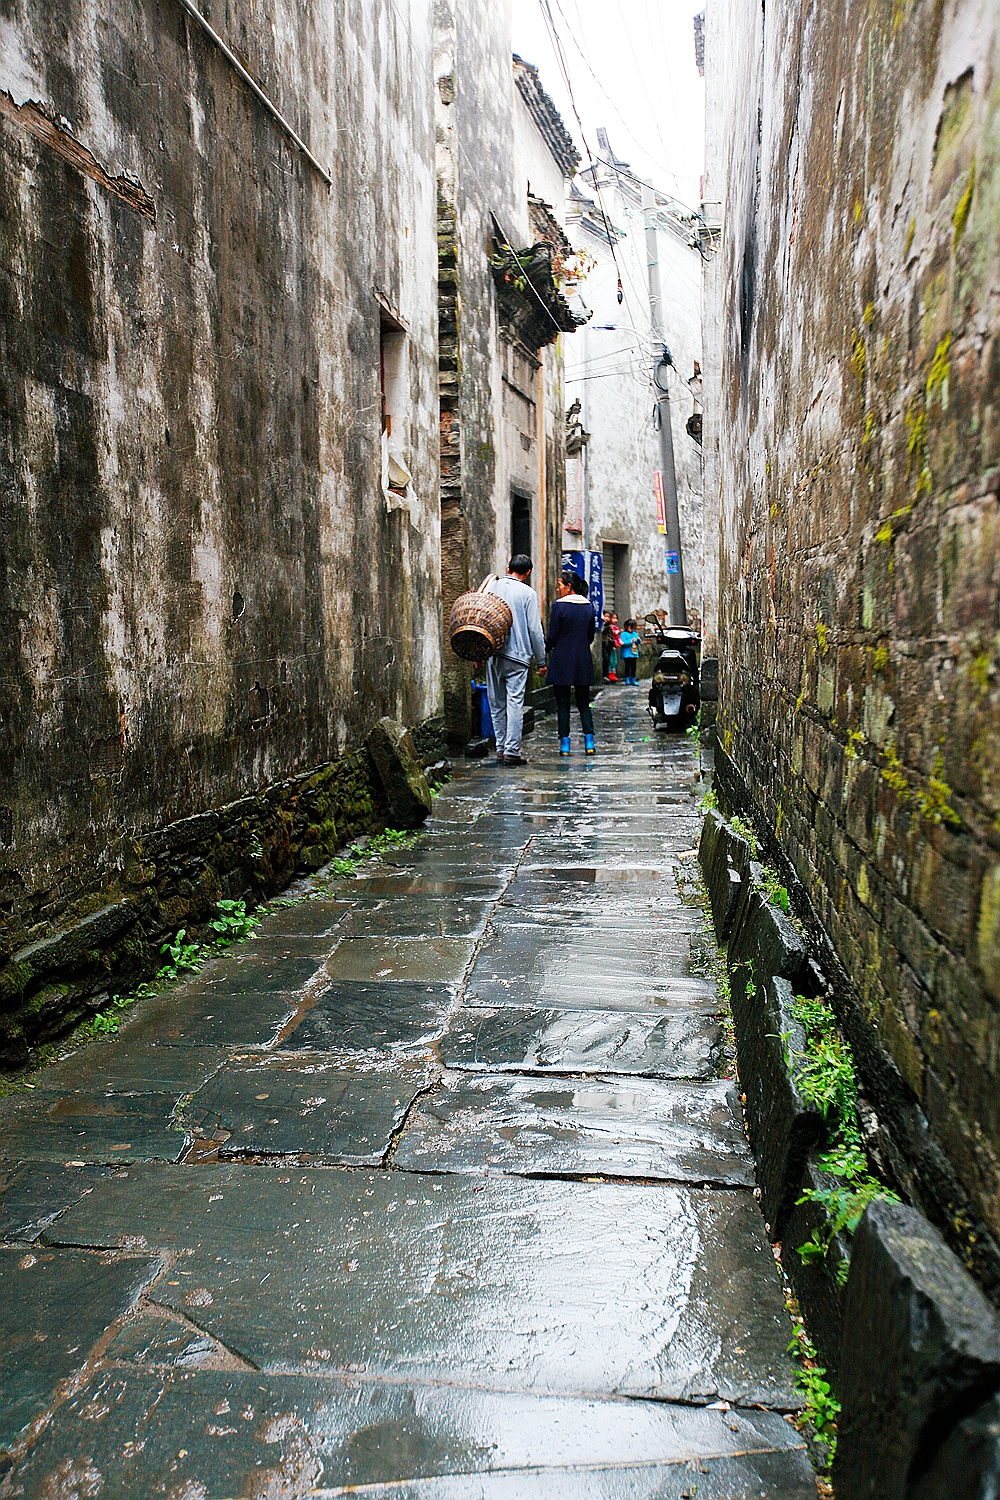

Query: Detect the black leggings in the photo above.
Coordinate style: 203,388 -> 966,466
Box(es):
554,685 -> 594,738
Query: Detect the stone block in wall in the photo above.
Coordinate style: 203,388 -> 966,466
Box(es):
700,656 -> 719,701
910,1390 -> 1000,1499
727,883 -> 810,992
730,969 -> 825,1237
782,1151 -> 852,1384
834,1199 -> 1000,1500
698,809 -> 744,940
0,734 -> 399,1058
366,718 -> 433,830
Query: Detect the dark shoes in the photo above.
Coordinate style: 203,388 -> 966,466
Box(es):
501,753 -> 529,766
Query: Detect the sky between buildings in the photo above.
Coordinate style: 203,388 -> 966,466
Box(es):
510,0 -> 707,214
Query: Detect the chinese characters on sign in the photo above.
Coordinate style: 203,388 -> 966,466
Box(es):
561,550 -> 604,626
653,471 -> 667,536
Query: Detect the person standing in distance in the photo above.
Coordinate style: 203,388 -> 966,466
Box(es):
546,570 -> 596,755
483,554 -> 547,766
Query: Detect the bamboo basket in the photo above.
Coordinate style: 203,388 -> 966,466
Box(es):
448,576 -> 513,661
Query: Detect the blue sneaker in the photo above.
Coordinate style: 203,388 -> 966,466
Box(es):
584,734 -> 595,755
559,737 -> 571,756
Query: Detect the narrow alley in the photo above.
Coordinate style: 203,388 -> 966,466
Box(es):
0,689 -> 814,1497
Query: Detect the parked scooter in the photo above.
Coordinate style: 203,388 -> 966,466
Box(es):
645,618 -> 700,731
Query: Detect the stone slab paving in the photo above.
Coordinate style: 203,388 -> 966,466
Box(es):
281,981 -> 456,1052
394,1075 -> 755,1183
179,1056 -> 430,1162
3,1371 -> 813,1499
441,1003 -> 721,1078
0,687 -> 816,1497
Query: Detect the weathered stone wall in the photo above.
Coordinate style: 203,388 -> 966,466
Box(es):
0,716 -> 454,1066
435,18 -> 577,744
0,0 -> 441,1037
706,0 -> 1000,1292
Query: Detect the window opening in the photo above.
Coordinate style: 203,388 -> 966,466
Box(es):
511,487 -> 532,559
379,312 -> 410,506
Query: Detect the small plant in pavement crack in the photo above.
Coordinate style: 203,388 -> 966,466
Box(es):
728,813 -> 760,858
209,898 -> 260,943
791,994 -> 899,1273
158,929 -> 203,980
786,1302 -> 841,1467
325,828 -> 418,882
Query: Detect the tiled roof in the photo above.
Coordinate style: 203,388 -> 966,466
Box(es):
512,55 -> 581,178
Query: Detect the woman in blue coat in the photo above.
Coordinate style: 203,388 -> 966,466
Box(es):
546,571 -> 597,755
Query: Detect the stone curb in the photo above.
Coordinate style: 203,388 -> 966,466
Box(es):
782,1151 -> 852,1382
834,1199 -> 1000,1500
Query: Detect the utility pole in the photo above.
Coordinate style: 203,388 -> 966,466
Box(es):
581,322 -> 590,551
642,183 -> 687,626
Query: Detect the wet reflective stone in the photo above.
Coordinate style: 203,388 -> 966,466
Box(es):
214,932 -> 341,960
102,1308 -> 227,1369
466,957 -> 717,1013
441,1005 -> 720,1078
377,851 -> 518,877
25,1041 -> 229,1099
0,1089 -> 188,1165
335,898 -> 492,938
337,875 -> 507,898
470,922 -> 706,981
282,982 -> 454,1051
4,1370 -> 815,1497
394,1076 -> 752,1184
182,1056 -> 428,1162
252,899 -> 351,938
0,1248 -> 160,1452
177,953 -> 330,993
323,936 -> 476,985
483,915 -> 703,964
122,985 -> 298,1049
51,1165 -> 799,1405
0,1162 -> 116,1243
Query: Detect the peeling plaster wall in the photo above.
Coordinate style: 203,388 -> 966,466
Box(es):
435,0 -> 513,741
706,0 -> 1000,1291
0,1 -> 440,991
435,13 -> 574,742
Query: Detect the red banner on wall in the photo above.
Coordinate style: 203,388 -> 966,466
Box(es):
653,471 -> 667,535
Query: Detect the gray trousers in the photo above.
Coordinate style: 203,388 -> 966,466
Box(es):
486,656 -> 530,756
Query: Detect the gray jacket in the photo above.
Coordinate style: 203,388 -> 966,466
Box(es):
488,575 -> 547,666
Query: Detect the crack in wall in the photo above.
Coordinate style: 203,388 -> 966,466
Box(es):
0,91 -> 155,219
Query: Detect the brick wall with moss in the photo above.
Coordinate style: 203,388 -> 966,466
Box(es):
0,720 -> 446,1067
707,0 -> 1000,1294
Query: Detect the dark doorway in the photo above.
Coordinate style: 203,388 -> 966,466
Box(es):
510,486 -> 532,561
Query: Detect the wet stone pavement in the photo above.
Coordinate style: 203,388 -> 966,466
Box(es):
0,688 -> 816,1498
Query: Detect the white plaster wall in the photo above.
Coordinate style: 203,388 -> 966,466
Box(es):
565,171 -> 704,625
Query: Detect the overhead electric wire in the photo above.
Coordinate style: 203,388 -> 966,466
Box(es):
557,0 -> 692,194
536,2 -> 633,316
